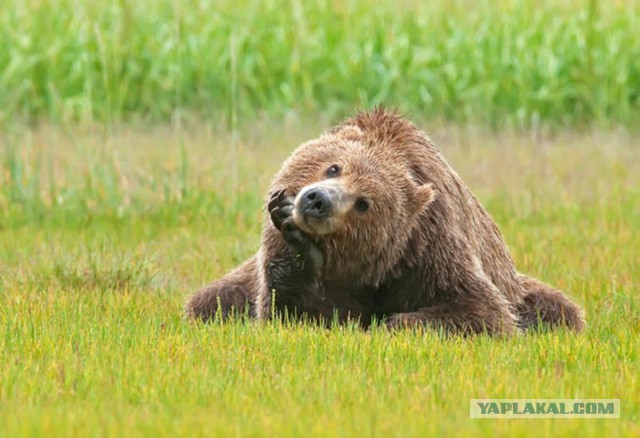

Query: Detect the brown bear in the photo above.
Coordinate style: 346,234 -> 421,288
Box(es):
185,108 -> 585,334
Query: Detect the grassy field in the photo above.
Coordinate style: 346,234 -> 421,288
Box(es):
1,0 -> 640,128
0,121 -> 638,436
1,0 -> 639,435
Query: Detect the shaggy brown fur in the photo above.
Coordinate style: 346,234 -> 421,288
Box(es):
185,109 -> 585,334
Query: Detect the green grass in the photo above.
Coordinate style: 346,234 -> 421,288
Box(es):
2,1 -> 637,434
0,122 -> 638,436
1,0 -> 640,128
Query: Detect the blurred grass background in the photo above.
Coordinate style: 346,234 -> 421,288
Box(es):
1,0 -> 639,128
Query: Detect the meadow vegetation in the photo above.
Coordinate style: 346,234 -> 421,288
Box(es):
0,0 -> 639,436
1,123 -> 638,435
0,0 -> 639,128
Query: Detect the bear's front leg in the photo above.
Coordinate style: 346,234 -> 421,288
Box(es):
268,188 -> 324,270
265,189 -> 334,322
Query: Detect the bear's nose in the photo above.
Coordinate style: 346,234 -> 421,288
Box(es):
300,188 -> 332,219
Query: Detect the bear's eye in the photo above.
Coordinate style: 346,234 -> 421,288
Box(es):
326,164 -> 341,177
355,198 -> 369,213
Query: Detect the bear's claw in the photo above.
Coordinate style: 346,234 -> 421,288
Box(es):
268,188 -> 312,254
268,189 -> 294,231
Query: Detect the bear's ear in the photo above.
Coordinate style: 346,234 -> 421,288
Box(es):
327,124 -> 364,142
411,183 -> 436,214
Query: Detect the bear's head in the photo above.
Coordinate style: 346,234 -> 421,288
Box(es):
269,110 -> 437,285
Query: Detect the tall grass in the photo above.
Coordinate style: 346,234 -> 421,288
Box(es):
1,0 -> 639,128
